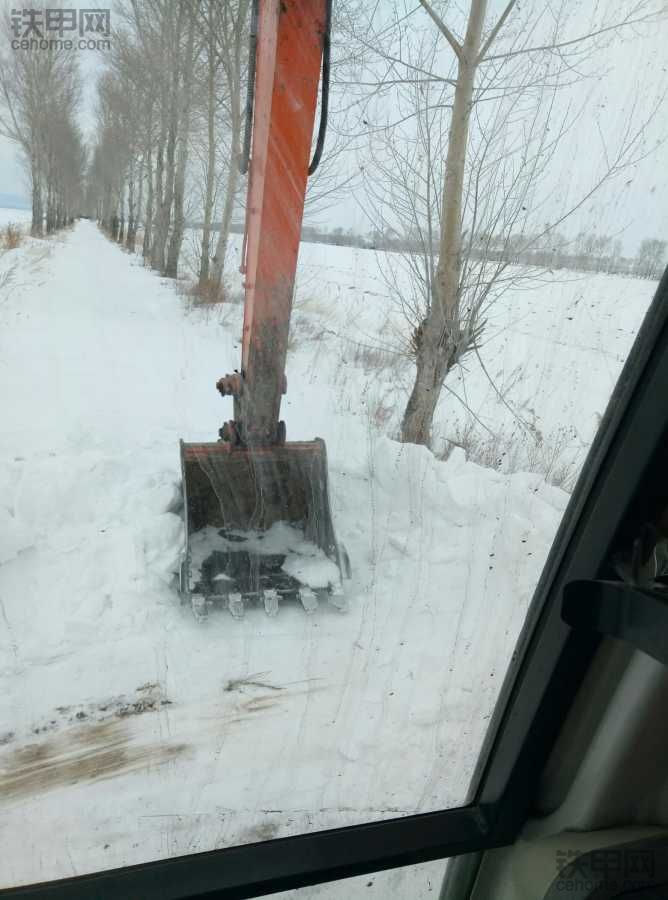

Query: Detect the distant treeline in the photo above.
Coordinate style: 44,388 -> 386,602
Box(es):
189,221 -> 666,281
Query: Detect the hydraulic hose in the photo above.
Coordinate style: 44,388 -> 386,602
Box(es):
308,0 -> 333,175
240,0 -> 332,178
239,0 -> 259,175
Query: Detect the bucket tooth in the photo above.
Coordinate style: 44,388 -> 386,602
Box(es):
300,587 -> 318,614
263,589 -> 279,617
326,584 -> 348,612
179,557 -> 191,600
191,593 -> 208,622
340,544 -> 352,580
228,592 -> 245,619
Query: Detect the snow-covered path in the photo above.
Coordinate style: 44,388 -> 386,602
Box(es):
0,222 -> 636,894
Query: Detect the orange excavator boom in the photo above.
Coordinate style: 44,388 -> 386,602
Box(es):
179,0 -> 346,619
221,0 -> 328,447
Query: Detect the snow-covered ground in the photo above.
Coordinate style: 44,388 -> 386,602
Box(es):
0,220 -> 656,895
0,205 -> 30,229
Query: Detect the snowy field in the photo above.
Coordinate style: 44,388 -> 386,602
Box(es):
0,206 -> 30,229
0,219 -> 656,895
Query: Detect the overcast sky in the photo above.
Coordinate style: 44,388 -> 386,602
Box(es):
327,0 -> 668,254
0,0 -> 666,256
0,0 -> 102,200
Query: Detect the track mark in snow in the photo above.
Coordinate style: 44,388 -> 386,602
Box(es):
0,718 -> 187,802
223,672 -> 284,693
25,683 -> 174,738
0,223 -> 657,890
222,684 -> 328,725
0,595 -> 19,663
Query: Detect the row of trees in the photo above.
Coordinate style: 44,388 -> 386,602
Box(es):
88,0 -> 667,446
90,0 -> 343,290
305,224 -> 666,280
88,0 -> 250,293
0,25 -> 85,235
3,0 -> 664,449
636,238 -> 668,279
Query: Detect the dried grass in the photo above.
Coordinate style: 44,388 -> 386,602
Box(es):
440,423 -> 579,491
2,223 -> 23,250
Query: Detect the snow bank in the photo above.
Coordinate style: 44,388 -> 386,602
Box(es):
0,220 -> 654,894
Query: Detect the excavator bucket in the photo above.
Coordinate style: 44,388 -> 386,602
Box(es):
179,439 -> 347,618
178,0 -> 344,619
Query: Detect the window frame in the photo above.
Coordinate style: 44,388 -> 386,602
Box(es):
3,269 -> 668,900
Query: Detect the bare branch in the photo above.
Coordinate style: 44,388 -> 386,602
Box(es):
481,7 -> 661,63
417,0 -> 463,60
477,0 -> 518,64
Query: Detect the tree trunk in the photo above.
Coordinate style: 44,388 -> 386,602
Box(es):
166,12 -> 196,279
30,159 -> 42,237
102,183 -> 112,232
117,183 -> 125,243
149,22 -> 168,268
401,326 -> 458,445
164,155 -> 186,277
153,112 -> 176,271
210,158 -> 239,291
152,6 -> 183,273
126,160 -> 135,250
143,145 -> 154,260
199,10 -> 217,287
401,0 -> 487,446
46,178 -> 55,233
208,0 -> 250,294
150,96 -> 168,266
132,156 -> 144,254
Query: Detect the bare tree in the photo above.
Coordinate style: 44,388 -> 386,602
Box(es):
94,72 -> 134,240
343,0 -> 666,446
89,0 -> 201,278
195,0 -> 224,288
165,7 -> 198,277
636,238 -> 667,279
87,0 -> 351,293
150,1 -> 184,271
0,14 -> 83,236
208,0 -> 251,294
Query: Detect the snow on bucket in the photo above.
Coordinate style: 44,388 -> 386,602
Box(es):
179,439 -> 347,617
